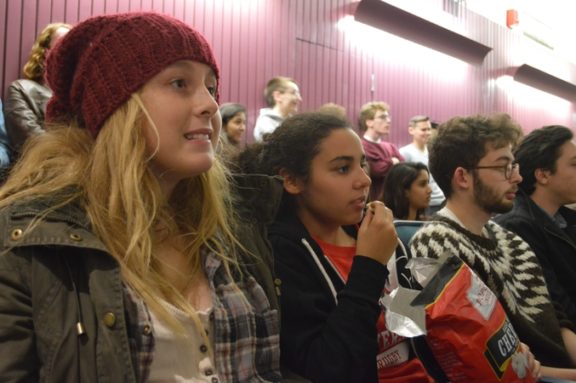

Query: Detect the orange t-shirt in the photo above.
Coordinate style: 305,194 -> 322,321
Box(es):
313,236 -> 433,383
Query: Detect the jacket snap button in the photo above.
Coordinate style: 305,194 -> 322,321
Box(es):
103,312 -> 116,328
69,233 -> 83,241
274,278 -> 281,286
143,324 -> 152,335
10,228 -> 23,241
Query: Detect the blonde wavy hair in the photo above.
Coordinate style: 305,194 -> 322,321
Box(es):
0,95 -> 245,341
22,23 -> 71,83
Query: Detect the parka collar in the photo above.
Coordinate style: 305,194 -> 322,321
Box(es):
0,195 -> 108,252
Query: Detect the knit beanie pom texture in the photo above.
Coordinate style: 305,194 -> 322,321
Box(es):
46,12 -> 219,137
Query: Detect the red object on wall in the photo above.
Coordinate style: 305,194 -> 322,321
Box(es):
506,9 -> 519,29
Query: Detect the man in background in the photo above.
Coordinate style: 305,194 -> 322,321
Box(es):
409,114 -> 576,378
400,115 -> 445,215
496,125 -> 576,327
359,101 -> 404,200
253,76 -> 302,142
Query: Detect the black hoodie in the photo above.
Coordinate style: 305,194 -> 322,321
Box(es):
268,212 -> 388,383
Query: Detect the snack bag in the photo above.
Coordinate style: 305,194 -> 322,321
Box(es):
410,256 -> 535,383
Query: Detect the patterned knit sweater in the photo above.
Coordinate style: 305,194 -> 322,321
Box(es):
409,213 -> 573,368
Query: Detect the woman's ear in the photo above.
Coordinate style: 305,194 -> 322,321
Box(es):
279,169 -> 303,195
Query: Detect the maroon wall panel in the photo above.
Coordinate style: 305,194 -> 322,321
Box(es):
1,0 -> 574,148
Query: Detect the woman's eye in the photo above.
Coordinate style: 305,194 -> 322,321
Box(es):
337,166 -> 350,174
207,85 -> 217,97
170,79 -> 186,89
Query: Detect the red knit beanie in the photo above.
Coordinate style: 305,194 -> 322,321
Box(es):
45,12 -> 219,137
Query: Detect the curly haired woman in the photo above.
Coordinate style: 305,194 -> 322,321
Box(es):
5,22 -> 71,156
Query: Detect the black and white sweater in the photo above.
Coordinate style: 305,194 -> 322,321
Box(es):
410,211 -> 574,368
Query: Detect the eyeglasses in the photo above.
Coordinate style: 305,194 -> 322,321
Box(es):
283,89 -> 301,98
375,114 -> 390,121
471,162 -> 520,180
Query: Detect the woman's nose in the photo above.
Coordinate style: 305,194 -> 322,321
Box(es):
356,168 -> 371,188
196,89 -> 218,118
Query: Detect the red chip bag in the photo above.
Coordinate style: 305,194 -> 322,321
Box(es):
411,256 -> 535,383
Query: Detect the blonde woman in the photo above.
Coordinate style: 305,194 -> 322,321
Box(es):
5,22 -> 71,155
0,13 -> 281,382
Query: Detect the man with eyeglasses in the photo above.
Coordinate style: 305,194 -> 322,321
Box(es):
358,101 -> 404,200
410,114 -> 576,379
496,126 -> 576,332
253,76 -> 302,142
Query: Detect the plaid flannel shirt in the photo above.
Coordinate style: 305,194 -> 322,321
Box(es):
124,246 -> 281,382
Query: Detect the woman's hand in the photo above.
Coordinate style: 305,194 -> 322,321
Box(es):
356,201 -> 398,265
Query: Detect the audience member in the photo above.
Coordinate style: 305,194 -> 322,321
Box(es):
0,13 -> 281,382
0,99 -> 11,168
239,112 -> 433,382
382,162 -> 431,221
409,114 -> 576,380
359,101 -> 404,200
218,102 -> 246,163
4,22 -> 71,156
496,125 -> 576,327
317,102 -> 347,120
399,115 -> 445,215
253,76 -> 301,142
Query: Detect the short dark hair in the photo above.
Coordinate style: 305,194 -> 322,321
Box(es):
430,114 -> 522,198
382,162 -> 429,220
515,125 -> 573,195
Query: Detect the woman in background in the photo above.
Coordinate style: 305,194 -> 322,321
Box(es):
5,22 -> 71,155
219,102 -> 247,163
382,162 -> 431,221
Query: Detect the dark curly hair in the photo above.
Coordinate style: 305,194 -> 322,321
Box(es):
429,114 -> 522,199
236,112 -> 352,211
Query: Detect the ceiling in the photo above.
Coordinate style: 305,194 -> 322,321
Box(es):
465,0 -> 576,63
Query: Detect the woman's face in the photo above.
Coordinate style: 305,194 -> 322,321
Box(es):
224,112 -> 246,145
139,60 -> 220,193
288,128 -> 371,231
406,170 -> 432,210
